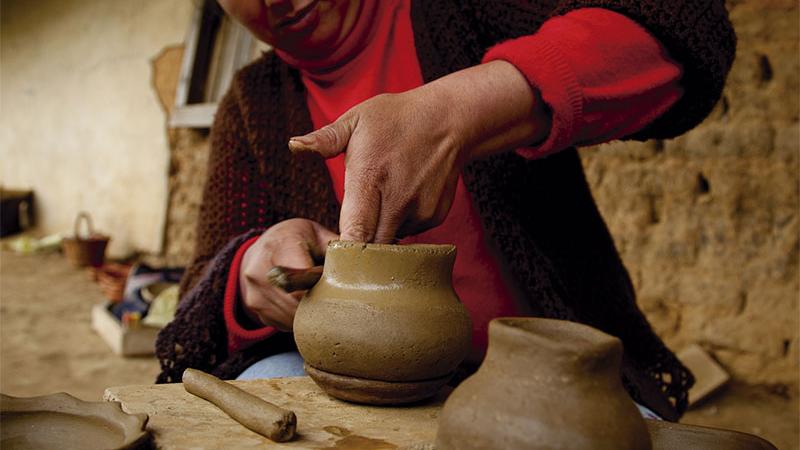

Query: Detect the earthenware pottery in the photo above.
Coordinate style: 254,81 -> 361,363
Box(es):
0,392 -> 151,450
293,241 -> 472,405
646,419 -> 777,450
436,317 -> 652,450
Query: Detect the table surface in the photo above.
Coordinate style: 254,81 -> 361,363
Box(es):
104,376 -> 442,449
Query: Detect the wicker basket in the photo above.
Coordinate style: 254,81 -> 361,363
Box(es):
62,212 -> 110,268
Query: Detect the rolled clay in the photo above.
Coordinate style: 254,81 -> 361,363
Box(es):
182,368 -> 296,442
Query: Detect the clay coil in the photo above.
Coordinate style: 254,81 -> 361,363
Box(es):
182,368 -> 296,442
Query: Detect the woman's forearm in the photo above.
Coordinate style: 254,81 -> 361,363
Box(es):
421,60 -> 552,164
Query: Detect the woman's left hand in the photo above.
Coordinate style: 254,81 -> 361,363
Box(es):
289,60 -> 551,243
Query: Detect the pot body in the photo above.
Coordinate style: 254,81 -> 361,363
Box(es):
294,241 -> 472,382
436,317 -> 652,450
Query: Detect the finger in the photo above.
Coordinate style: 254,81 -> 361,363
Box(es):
373,202 -> 404,244
433,171 -> 460,224
339,174 -> 381,242
288,111 -> 357,159
241,280 -> 301,331
270,238 -> 315,270
244,243 -> 311,330
397,173 -> 459,238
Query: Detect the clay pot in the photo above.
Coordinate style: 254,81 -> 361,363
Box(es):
293,241 -> 472,404
436,317 -> 652,450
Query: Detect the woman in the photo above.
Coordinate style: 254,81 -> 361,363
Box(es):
156,0 -> 736,421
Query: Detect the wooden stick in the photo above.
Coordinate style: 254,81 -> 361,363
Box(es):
266,265 -> 323,292
182,368 -> 296,442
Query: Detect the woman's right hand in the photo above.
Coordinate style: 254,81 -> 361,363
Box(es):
239,218 -> 338,331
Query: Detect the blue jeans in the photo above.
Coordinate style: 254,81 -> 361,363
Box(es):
236,350 -> 662,420
236,351 -> 306,380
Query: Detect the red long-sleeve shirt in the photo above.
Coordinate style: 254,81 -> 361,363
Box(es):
224,1 -> 683,356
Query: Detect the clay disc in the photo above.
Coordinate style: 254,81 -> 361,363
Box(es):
305,364 -> 452,405
646,419 -> 777,450
0,392 -> 150,450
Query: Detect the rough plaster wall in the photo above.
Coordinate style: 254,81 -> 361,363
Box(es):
581,0 -> 799,389
0,0 -> 193,256
162,0 -> 799,388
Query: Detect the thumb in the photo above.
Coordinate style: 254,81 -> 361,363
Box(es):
288,111 -> 357,158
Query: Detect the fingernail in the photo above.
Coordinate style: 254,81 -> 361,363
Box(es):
289,134 -> 313,144
288,138 -> 312,152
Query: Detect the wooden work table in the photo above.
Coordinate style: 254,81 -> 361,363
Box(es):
104,376 -> 441,449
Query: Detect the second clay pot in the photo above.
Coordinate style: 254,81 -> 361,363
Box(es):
293,241 -> 472,404
436,317 -> 652,450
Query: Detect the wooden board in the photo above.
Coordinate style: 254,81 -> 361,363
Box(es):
104,376 -> 442,449
677,344 -> 730,405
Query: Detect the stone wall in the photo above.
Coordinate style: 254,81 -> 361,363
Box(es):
162,0 -> 798,389
161,128 -> 210,267
581,0 -> 798,388
150,46 -> 211,268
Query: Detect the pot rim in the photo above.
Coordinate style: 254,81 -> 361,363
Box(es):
490,317 -> 621,356
329,240 -> 455,255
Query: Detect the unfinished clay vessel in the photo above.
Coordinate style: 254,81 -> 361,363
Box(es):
293,241 -> 472,404
436,317 -> 652,450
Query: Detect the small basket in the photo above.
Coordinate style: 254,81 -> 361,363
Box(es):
62,212 -> 110,268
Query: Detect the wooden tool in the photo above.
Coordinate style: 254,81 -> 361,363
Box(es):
266,265 -> 323,292
182,368 -> 297,442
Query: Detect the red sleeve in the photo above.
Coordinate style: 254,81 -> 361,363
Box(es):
224,236 -> 277,353
483,8 -> 684,158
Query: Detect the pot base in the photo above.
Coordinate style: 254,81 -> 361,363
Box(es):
304,364 -> 452,405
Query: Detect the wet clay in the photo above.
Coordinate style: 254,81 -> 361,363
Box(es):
182,368 -> 296,442
323,425 -> 352,437
294,241 -> 472,404
646,419 -> 777,450
304,364 -> 452,405
436,318 -> 652,450
0,392 -> 150,450
319,434 -> 398,450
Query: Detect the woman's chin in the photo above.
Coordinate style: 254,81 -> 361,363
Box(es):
276,33 -> 341,61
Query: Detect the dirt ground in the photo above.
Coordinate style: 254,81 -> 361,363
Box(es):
1,250 -> 797,449
0,250 -> 160,400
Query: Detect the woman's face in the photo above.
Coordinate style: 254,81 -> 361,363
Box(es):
218,0 -> 361,60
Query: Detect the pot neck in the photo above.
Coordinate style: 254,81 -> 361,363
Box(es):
484,318 -> 623,378
321,241 -> 456,289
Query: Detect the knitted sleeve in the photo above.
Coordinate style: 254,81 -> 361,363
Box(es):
155,230 -> 262,383
467,0 -> 736,140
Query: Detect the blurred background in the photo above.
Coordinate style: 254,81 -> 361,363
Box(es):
0,0 -> 797,448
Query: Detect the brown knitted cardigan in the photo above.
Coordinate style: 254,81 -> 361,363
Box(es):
156,0 -> 736,420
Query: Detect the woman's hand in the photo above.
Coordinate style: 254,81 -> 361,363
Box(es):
239,218 -> 338,331
289,60 -> 551,243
